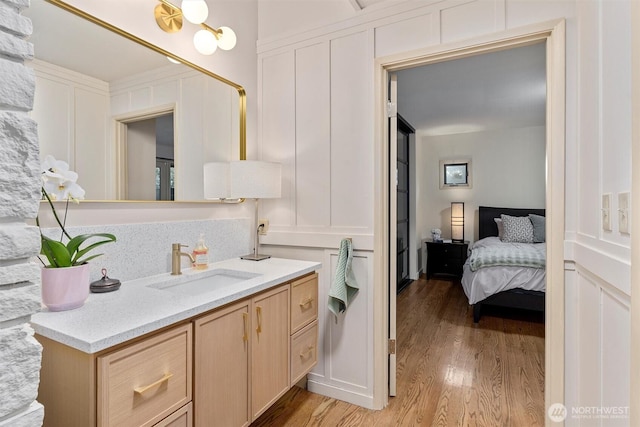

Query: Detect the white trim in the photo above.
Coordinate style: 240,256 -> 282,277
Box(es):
373,19 -> 566,414
347,0 -> 362,12
258,0 -> 460,54
307,378 -> 376,409
630,0 -> 640,424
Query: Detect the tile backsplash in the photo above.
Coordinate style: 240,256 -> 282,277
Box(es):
42,219 -> 251,283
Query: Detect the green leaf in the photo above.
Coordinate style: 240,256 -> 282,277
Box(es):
67,233 -> 116,266
41,235 -> 72,268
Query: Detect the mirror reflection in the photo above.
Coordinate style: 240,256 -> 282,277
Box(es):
24,0 -> 244,201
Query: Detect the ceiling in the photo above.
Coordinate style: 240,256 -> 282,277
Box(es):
396,42 -> 546,136
23,1 -> 169,82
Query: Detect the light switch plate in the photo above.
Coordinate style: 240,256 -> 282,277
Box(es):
602,193 -> 611,231
619,192 -> 630,234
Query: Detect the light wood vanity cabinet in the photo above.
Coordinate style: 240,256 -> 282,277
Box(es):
37,272 -> 318,427
38,323 -> 193,427
195,273 -> 319,426
290,274 -> 319,385
193,299 -> 251,427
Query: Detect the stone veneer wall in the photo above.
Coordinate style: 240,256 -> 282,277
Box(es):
0,0 -> 44,426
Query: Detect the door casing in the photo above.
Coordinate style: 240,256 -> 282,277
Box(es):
372,19 -> 566,414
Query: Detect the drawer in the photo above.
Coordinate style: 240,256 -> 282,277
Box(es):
291,273 -> 318,333
97,324 -> 192,427
291,320 -> 318,386
429,244 -> 464,260
154,403 -> 192,427
439,260 -> 463,275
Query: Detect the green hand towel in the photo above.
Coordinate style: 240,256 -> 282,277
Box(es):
328,238 -> 359,318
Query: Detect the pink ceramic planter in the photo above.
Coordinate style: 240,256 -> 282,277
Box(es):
41,263 -> 90,311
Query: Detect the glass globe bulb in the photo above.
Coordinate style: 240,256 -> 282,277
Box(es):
216,26 -> 237,51
193,29 -> 217,55
182,0 -> 208,24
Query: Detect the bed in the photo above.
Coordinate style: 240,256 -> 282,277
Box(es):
461,206 -> 546,323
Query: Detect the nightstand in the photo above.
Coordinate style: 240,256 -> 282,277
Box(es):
426,241 -> 469,279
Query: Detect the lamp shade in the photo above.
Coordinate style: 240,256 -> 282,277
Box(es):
203,162 -> 230,199
229,161 -> 281,199
181,0 -> 208,24
217,26 -> 237,50
451,202 -> 464,242
193,29 -> 217,55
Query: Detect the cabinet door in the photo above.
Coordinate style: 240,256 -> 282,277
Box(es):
194,299 -> 251,427
251,284 -> 290,420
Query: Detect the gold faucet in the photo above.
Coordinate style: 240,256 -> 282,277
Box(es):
171,243 -> 195,275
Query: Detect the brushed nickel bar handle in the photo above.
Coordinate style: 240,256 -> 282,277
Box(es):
134,373 -> 173,395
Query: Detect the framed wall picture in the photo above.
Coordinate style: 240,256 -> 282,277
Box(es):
440,159 -> 472,189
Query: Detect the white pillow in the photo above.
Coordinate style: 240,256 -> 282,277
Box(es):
494,218 -> 504,239
501,214 -> 534,243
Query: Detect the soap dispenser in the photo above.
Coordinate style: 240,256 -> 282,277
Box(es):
192,234 -> 209,270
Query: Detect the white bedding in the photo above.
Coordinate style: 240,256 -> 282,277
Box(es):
461,237 -> 546,305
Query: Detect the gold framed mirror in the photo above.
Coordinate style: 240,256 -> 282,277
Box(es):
25,0 -> 246,203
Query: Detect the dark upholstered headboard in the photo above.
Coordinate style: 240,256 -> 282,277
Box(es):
478,206 -> 546,240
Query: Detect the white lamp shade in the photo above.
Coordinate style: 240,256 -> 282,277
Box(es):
203,162 -> 230,199
217,26 -> 237,50
181,0 -> 208,24
451,202 -> 464,241
229,161 -> 281,199
193,29 -> 217,55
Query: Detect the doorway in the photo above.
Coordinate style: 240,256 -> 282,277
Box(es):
114,105 -> 175,200
396,114 -> 415,294
373,20 -> 566,411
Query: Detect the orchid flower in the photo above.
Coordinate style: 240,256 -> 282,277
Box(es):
38,155 -> 115,268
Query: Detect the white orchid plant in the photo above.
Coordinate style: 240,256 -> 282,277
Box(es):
37,155 -> 116,268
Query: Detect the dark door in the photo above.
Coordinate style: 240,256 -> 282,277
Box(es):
396,114 -> 414,294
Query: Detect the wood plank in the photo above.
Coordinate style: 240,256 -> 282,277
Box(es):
251,278 -> 545,426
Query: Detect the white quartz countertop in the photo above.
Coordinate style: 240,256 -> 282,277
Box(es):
31,257 -> 321,354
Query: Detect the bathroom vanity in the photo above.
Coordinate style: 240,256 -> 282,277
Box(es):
31,258 -> 320,427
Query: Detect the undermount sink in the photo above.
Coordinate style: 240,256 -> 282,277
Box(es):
149,268 -> 262,296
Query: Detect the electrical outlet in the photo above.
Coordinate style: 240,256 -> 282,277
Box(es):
258,219 -> 269,235
602,193 -> 611,231
619,192 -> 630,234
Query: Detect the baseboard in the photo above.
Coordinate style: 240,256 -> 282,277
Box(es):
306,379 -> 378,410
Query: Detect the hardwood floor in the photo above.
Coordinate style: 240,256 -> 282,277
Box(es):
251,277 -> 545,426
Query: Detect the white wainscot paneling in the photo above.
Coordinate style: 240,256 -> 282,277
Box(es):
307,248 -> 374,408
203,78 -> 237,161
374,12 -> 436,58
152,79 -> 179,107
260,51 -> 296,227
32,76 -> 73,164
110,92 -> 131,116
75,88 -> 109,200
295,42 -> 331,228
178,74 -> 206,200
31,62 -> 110,199
574,266 -> 631,425
130,86 -> 152,111
440,0 -> 503,44
330,31 -> 374,230
577,269 -> 600,409
601,289 -> 630,423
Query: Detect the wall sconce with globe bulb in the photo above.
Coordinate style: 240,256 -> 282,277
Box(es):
154,0 -> 236,56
